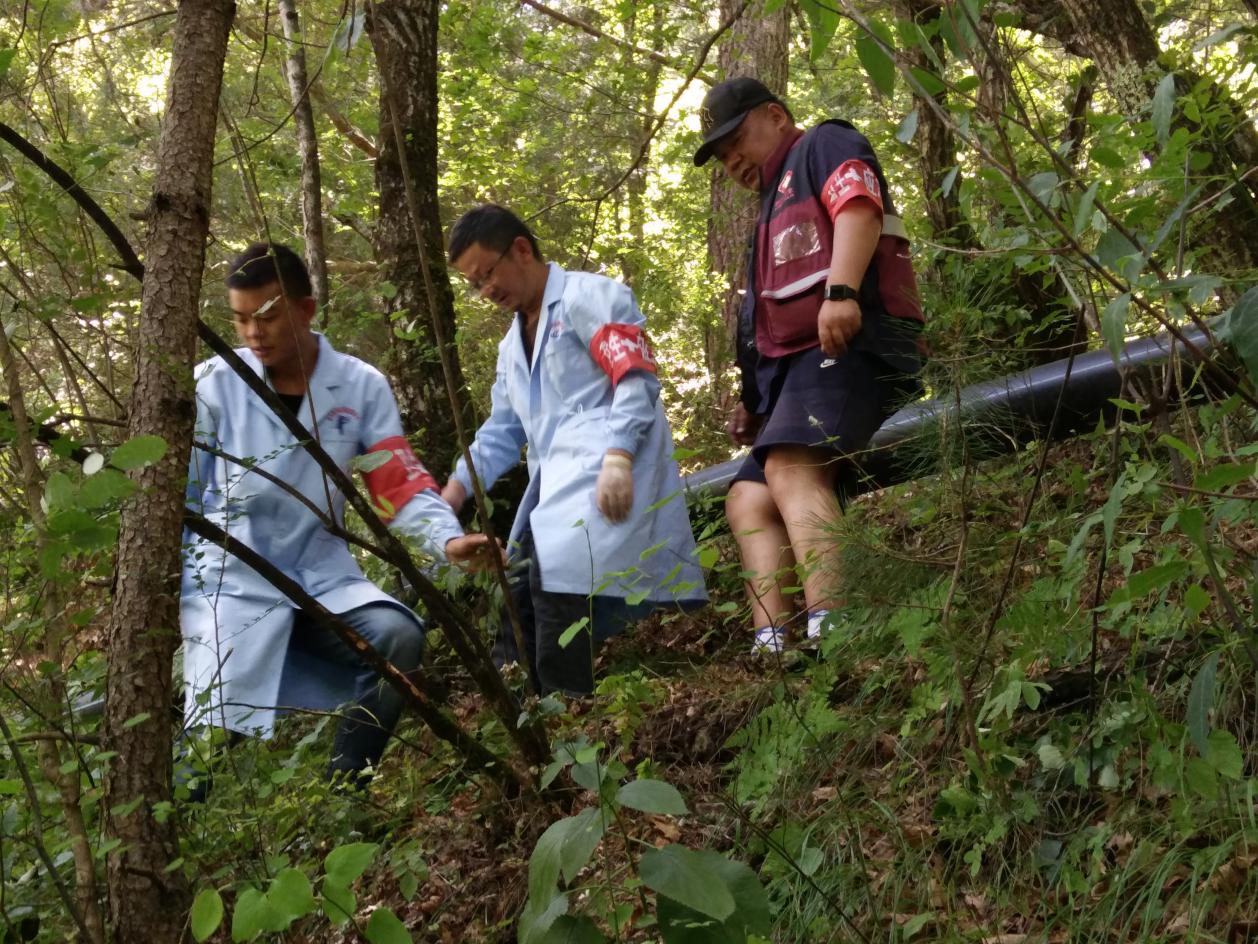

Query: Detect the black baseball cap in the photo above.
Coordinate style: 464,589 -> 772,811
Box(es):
693,77 -> 782,166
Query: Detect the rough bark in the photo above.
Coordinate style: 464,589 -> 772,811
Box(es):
102,0 -> 235,938
367,0 -> 471,478
705,0 -> 790,386
278,0 -> 330,308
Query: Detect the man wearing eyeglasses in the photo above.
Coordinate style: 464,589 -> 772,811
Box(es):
443,204 -> 707,696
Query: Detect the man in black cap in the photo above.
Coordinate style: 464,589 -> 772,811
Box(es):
695,77 -> 926,653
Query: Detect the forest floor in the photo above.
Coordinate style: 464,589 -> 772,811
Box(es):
213,428 -> 1258,944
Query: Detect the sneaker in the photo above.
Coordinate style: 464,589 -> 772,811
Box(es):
751,625 -> 785,655
805,609 -> 831,641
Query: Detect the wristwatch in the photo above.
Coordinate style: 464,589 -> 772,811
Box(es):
824,283 -> 860,302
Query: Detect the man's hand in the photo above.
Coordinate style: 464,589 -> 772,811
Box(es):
596,451 -> 634,523
443,533 -> 505,572
726,403 -> 764,446
441,478 -> 467,513
818,298 -> 861,357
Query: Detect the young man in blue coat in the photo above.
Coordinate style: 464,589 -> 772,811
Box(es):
182,243 -> 496,786
693,78 -> 925,653
443,205 -> 707,695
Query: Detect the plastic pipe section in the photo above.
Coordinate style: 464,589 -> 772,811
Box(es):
683,325 -> 1215,501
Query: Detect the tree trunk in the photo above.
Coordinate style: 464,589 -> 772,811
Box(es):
102,0 -> 234,939
899,0 -> 979,250
278,0 -> 330,309
621,3 -> 664,286
705,0 -> 789,388
367,0 -> 471,478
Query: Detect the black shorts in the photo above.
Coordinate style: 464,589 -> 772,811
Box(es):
732,346 -> 918,494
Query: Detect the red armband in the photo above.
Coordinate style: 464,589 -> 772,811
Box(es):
821,159 -> 884,223
590,323 -> 657,387
361,436 -> 439,520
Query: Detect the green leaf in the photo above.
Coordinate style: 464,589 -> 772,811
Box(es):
321,878 -> 356,926
1105,560 -> 1190,608
909,66 -> 945,96
697,545 -> 719,570
324,841 -> 378,886
895,108 -> 919,145
538,915 -> 607,944
640,845 -> 735,921
616,779 -> 688,816
854,21 -> 896,96
655,850 -> 770,942
1206,730 -> 1244,779
1222,285 -> 1258,390
365,906 -> 413,944
940,166 -> 959,197
1186,651 -> 1219,757
520,891 -> 568,944
1027,171 -> 1059,204
1101,293 -> 1131,363
267,868 -> 316,924
111,434 -> 168,471
352,449 -> 394,473
0,49 -> 14,79
531,809 -> 607,896
231,887 -> 284,941
1194,461 -> 1256,492
190,888 -> 224,942
1176,504 -> 1206,546
1037,742 -> 1067,771
1072,181 -> 1100,237
79,468 -> 137,508
801,0 -> 841,60
1151,73 -> 1176,148
1184,583 -> 1211,618
558,617 -> 590,649
1185,756 -> 1218,798
0,779 -> 22,795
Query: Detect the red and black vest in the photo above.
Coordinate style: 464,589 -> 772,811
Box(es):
742,120 -> 924,360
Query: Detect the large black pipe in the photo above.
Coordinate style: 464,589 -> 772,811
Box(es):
683,325 -> 1216,499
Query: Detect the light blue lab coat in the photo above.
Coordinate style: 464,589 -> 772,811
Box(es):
451,264 -> 707,606
181,335 -> 464,735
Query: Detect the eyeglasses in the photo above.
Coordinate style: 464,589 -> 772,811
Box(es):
465,247 -> 511,296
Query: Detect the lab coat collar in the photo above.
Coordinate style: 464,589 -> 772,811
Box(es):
238,332 -> 343,436
526,262 -> 566,370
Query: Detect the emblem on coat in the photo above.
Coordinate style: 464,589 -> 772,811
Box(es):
323,406 -> 361,434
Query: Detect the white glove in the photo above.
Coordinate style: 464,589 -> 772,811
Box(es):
595,453 -> 634,523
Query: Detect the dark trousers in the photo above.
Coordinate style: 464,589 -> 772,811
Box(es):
493,528 -> 635,696
283,602 -> 424,777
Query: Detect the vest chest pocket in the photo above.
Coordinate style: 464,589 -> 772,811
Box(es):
772,219 -> 823,266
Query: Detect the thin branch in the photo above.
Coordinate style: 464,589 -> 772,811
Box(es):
0,122 -> 144,279
0,711 -> 96,942
181,510 -> 527,793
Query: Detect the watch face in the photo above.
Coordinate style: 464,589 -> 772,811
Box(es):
826,284 -> 857,301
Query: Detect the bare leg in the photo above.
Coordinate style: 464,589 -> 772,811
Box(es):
763,444 -> 843,614
726,480 -> 798,629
